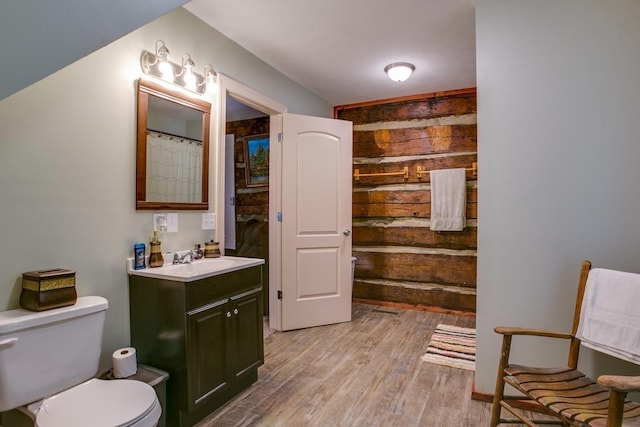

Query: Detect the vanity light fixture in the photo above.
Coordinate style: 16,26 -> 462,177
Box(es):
141,40 -> 210,95
181,54 -> 196,89
175,54 -> 203,92
157,43 -> 173,81
201,64 -> 218,94
141,40 -> 176,83
384,62 -> 415,82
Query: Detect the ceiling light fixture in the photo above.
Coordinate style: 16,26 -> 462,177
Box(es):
384,62 -> 415,82
141,40 -> 213,95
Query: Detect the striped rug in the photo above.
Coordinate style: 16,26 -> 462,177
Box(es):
421,324 -> 476,371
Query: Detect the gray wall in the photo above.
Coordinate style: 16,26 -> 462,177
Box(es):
475,0 -> 640,392
0,7 -> 331,369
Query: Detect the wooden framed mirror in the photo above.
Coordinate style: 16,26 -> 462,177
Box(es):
136,79 -> 211,210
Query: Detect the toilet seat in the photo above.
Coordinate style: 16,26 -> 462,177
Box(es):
34,378 -> 160,427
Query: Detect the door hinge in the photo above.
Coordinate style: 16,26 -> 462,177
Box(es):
278,132 -> 283,143
277,290 -> 283,300
277,212 -> 282,222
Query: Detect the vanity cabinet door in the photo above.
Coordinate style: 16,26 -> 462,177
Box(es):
186,298 -> 230,410
229,287 -> 264,380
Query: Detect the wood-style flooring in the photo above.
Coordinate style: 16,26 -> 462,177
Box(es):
196,303 -> 496,427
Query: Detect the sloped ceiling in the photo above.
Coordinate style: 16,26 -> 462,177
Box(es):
0,0 -> 188,101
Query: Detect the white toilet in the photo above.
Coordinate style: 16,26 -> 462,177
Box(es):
0,296 -> 161,427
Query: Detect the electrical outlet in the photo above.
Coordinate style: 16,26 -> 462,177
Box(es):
153,214 -> 167,232
202,213 -> 215,230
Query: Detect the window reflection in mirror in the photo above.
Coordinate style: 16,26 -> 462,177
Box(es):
136,79 -> 210,210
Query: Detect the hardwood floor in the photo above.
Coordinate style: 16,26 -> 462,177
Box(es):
196,303 -> 497,427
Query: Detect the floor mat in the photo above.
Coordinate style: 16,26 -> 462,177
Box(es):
421,324 -> 476,371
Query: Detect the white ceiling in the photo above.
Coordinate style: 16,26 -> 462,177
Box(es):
184,0 -> 477,106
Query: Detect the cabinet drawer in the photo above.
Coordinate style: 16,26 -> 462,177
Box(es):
185,265 -> 262,310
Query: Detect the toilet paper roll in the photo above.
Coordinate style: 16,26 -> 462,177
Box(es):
112,347 -> 137,378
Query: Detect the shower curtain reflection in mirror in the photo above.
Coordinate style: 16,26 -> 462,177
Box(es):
146,130 -> 203,203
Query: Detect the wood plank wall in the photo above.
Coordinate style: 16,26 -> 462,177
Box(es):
335,88 -> 477,312
226,117 -> 270,231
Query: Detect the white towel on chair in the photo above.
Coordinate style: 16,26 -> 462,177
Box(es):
576,268 -> 640,364
429,168 -> 466,231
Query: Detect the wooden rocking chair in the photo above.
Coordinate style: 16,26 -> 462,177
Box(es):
490,260 -> 640,427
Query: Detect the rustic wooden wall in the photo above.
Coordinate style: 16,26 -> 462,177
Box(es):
336,89 -> 477,312
226,117 -> 270,234
225,116 -> 270,313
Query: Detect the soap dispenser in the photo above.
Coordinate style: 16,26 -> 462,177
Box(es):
149,231 -> 164,268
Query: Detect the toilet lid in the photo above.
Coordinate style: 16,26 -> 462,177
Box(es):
36,378 -> 158,427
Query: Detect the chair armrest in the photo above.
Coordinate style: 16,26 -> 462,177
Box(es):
494,326 -> 572,340
597,375 -> 640,392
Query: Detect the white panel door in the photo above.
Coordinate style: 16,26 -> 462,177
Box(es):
280,113 -> 352,330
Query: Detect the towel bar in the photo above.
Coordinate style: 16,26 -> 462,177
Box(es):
353,166 -> 409,181
416,162 -> 477,179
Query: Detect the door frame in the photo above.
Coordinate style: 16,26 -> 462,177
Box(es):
215,74 -> 287,329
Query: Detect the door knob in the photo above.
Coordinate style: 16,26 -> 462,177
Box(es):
233,308 -> 239,315
343,229 -> 351,236
226,312 -> 232,318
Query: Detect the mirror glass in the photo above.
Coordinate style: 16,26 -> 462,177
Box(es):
136,79 -> 211,210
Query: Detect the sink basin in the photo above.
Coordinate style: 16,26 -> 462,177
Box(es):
127,256 -> 264,282
161,258 -> 236,274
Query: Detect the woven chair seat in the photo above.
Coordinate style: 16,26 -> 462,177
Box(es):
504,364 -> 640,426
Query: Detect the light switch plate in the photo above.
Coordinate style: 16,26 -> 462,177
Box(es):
166,213 -> 178,233
202,213 -> 216,230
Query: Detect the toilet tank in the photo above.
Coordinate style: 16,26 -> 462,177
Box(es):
0,296 -> 108,412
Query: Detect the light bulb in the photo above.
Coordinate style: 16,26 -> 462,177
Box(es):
159,60 -> 173,81
184,70 -> 196,90
155,41 -> 173,81
181,54 -> 196,90
203,65 -> 217,95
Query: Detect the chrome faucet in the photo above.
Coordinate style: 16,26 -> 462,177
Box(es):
173,252 -> 193,264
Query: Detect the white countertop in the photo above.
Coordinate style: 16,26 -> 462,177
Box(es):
127,256 -> 264,282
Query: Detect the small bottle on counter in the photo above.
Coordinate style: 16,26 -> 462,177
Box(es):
134,243 -> 146,270
149,231 -> 164,268
193,244 -> 204,259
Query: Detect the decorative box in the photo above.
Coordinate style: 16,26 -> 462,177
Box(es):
20,268 -> 77,311
204,241 -> 220,258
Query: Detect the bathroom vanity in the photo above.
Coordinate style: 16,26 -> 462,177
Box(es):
128,257 -> 265,427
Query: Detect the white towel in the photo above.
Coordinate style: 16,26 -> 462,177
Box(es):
429,168 -> 466,231
576,268 -> 640,364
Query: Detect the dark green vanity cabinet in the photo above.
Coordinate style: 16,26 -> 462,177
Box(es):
185,286 -> 263,410
129,265 -> 264,427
